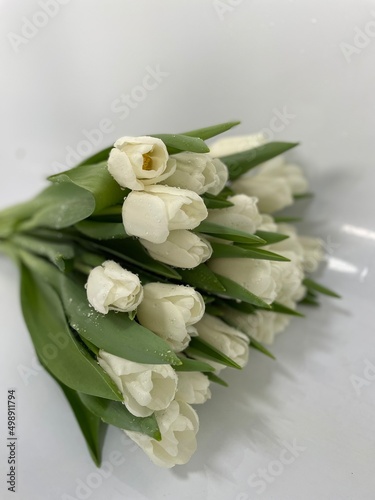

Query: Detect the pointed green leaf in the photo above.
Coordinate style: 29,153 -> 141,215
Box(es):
49,162 -> 125,214
274,216 -> 302,223
20,265 -> 122,401
214,273 -> 271,308
153,134 -> 209,154
77,147 -> 112,167
187,338 -> 241,369
202,194 -> 234,209
211,242 -> 290,261
270,301 -> 304,317
221,142 -> 299,180
79,393 -> 161,440
179,264 -> 226,293
294,192 -> 314,200
195,221 -> 266,245
60,275 -> 181,365
174,356 -> 215,372
249,337 -> 276,360
206,372 -> 228,387
303,278 -> 341,298
75,221 -> 128,240
254,230 -> 289,246
182,121 -> 241,141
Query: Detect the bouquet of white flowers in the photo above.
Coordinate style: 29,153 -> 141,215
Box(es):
0,121 -> 339,468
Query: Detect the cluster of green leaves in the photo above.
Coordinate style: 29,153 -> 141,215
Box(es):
0,120 -> 340,466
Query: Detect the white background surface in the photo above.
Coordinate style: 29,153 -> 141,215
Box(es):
1,1 -> 375,499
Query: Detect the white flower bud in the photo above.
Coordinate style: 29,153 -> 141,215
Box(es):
136,283 -> 205,352
176,372 -> 211,404
298,236 -> 324,273
97,350 -> 177,418
209,133 -> 266,157
195,314 -> 249,369
86,260 -> 143,314
258,157 -> 308,195
164,152 -> 228,195
122,185 -> 208,244
206,194 -> 262,235
271,251 -> 305,304
208,258 -> 277,304
125,400 -> 199,468
140,230 -> 212,269
107,136 -> 176,190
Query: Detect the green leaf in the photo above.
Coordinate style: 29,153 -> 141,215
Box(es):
75,221 -> 128,240
77,147 -> 112,167
294,192 -> 314,200
221,142 -> 299,181
174,356 -> 215,372
49,162 -> 125,214
254,230 -> 289,246
211,242 -> 290,262
270,301 -> 304,317
18,183 -> 95,232
13,234 -> 75,272
303,278 -> 341,298
205,303 -> 225,316
58,382 -> 104,466
202,194 -> 234,209
195,221 -> 266,245
179,264 -> 226,294
249,337 -> 276,360
219,298 -> 256,314
182,121 -> 241,141
187,338 -> 241,369
82,238 -> 181,280
214,273 -> 271,309
153,134 -> 209,154
273,216 -> 302,223
206,372 -> 228,387
60,275 -> 181,365
79,393 -> 161,440
20,265 -> 122,401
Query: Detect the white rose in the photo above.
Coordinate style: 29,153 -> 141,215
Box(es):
208,133 -> 266,157
122,185 -> 208,244
97,350 -> 177,418
140,230 -> 212,269
107,136 -> 176,190
232,175 -> 294,213
176,372 -> 211,404
224,308 -> 291,345
298,236 -> 324,273
136,283 -> 205,352
125,400 -> 199,468
86,260 -> 143,314
195,314 -> 249,369
208,258 -> 277,304
206,194 -> 262,235
164,152 -> 228,195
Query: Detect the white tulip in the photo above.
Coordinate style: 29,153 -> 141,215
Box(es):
140,230 -> 212,269
195,314 -> 249,368
257,157 -> 308,196
232,175 -> 294,213
298,236 -> 324,273
125,400 -> 199,468
206,194 -> 262,235
97,350 -> 177,418
136,283 -> 205,352
269,223 -> 305,263
176,372 -> 211,404
164,152 -> 228,195
224,308 -> 292,345
122,185 -> 208,244
107,135 -> 176,190
208,258 -> 277,304
86,260 -> 143,314
257,213 -> 278,232
209,133 -> 266,157
271,251 -> 305,304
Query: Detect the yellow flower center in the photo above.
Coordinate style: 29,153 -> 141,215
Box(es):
142,154 -> 153,171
